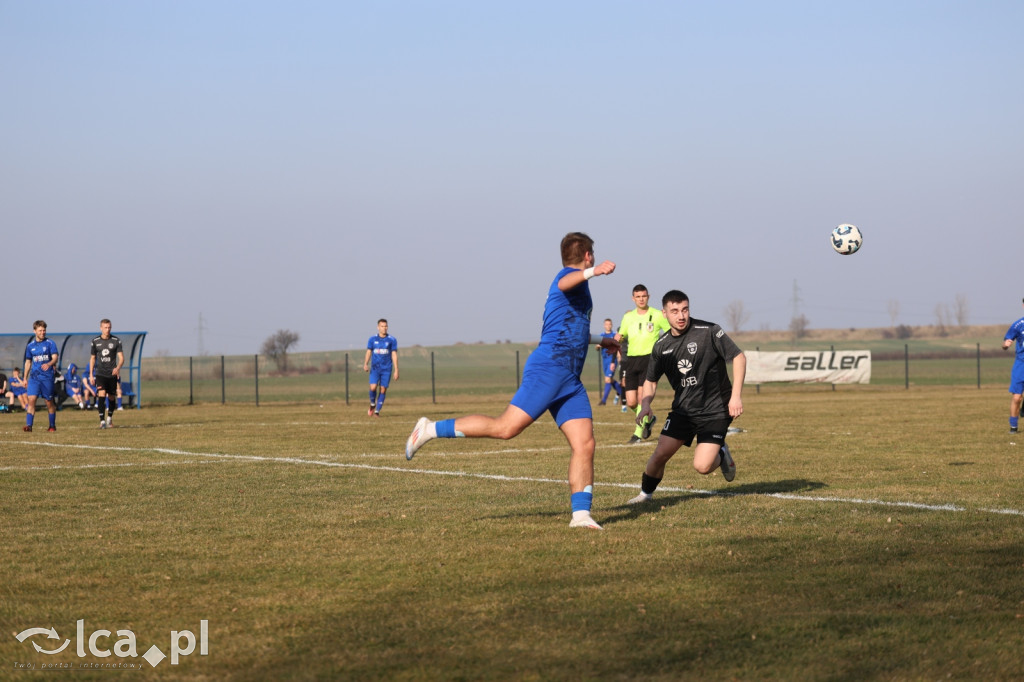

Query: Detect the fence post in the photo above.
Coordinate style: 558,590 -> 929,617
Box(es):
189,357 -> 194,405
831,345 -> 836,392
755,346 -> 760,395
977,343 -> 981,389
905,344 -> 909,390
254,354 -> 259,406
345,353 -> 349,405
221,356 -> 226,404
431,351 -> 436,404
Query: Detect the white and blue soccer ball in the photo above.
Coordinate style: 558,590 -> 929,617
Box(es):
830,223 -> 862,255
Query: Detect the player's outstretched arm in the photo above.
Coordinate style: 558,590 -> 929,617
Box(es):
557,260 -> 616,292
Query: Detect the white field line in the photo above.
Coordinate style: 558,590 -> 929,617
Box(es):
4,440 -> 1022,517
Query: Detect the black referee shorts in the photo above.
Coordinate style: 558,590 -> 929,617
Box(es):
621,355 -> 650,392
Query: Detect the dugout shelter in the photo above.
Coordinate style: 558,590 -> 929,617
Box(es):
0,331 -> 147,408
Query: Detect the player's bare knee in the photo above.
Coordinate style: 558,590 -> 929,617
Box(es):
693,460 -> 716,475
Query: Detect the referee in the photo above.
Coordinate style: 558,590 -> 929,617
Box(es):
615,284 -> 670,443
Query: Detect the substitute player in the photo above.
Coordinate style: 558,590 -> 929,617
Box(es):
616,284 -> 670,443
626,290 -> 746,504
1002,298 -> 1024,433
23,320 -> 60,432
363,319 -> 399,417
405,232 -> 618,530
90,319 -> 124,429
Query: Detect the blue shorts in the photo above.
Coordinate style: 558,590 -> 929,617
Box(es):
369,367 -> 392,388
27,376 -> 55,401
602,355 -> 616,378
1010,362 -> 1024,395
510,356 -> 592,427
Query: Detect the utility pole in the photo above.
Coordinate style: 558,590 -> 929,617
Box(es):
197,313 -> 208,357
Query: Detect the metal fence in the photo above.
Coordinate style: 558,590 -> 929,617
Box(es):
133,342 -> 1015,407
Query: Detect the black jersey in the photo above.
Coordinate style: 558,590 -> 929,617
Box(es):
90,335 -> 123,377
645,318 -> 742,419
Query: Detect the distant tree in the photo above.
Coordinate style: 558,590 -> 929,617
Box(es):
789,314 -> 810,342
723,300 -> 751,333
953,294 -> 969,327
261,329 -> 300,371
887,299 -> 900,327
934,304 -> 950,337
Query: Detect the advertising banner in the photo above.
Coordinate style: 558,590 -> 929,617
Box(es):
744,350 -> 871,384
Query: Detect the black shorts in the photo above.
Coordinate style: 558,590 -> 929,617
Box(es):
660,412 -> 732,448
621,355 -> 650,392
95,375 -> 119,396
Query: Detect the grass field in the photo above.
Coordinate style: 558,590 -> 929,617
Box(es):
2,382 -> 1023,680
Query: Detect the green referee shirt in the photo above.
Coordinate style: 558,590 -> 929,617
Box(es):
617,308 -> 670,357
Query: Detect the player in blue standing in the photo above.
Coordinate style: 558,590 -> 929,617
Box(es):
596,318 -> 622,405
23,320 -> 60,432
1002,298 -> 1024,433
363,319 -> 399,417
404,232 -> 618,529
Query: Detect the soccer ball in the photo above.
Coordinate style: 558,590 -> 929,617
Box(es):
830,223 -> 862,255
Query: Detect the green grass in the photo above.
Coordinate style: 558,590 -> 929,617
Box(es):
2,383 -> 1023,680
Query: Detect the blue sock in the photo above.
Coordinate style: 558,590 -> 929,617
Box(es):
612,381 -> 621,394
570,486 -> 593,513
435,419 -> 460,438
602,384 -> 612,402
368,390 -> 376,406
375,394 -> 386,412
49,414 -> 56,428
1012,417 -> 1019,430
27,413 -> 34,428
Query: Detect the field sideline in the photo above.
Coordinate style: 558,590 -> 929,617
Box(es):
2,385 -> 1023,680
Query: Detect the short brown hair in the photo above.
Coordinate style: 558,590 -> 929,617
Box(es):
33,320 -> 46,330
560,232 -> 594,266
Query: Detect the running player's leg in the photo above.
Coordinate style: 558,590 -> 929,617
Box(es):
627,434 -> 685,504
561,417 -> 602,529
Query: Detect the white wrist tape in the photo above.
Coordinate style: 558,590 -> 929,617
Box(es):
583,267 -> 596,280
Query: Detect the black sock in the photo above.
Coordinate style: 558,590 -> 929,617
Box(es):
641,472 -> 662,495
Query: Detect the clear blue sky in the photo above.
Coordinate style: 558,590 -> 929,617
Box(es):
2,1 -> 1021,356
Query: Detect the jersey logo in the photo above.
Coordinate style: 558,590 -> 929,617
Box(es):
686,342 -> 697,355
716,329 -> 724,338
677,358 -> 693,375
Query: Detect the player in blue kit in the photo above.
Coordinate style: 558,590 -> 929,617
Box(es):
1002,298 -> 1024,433
596,318 -> 622,405
404,232 -> 618,529
23,320 -> 60,432
363,319 -> 399,417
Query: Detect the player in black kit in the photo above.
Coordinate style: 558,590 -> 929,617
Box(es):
627,290 -> 746,504
89,318 -> 124,429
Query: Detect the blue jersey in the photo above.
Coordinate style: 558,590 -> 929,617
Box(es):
534,267 -> 593,376
600,331 -> 617,361
66,365 -> 82,392
367,335 -> 398,370
25,338 -> 59,380
1006,317 -> 1024,363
